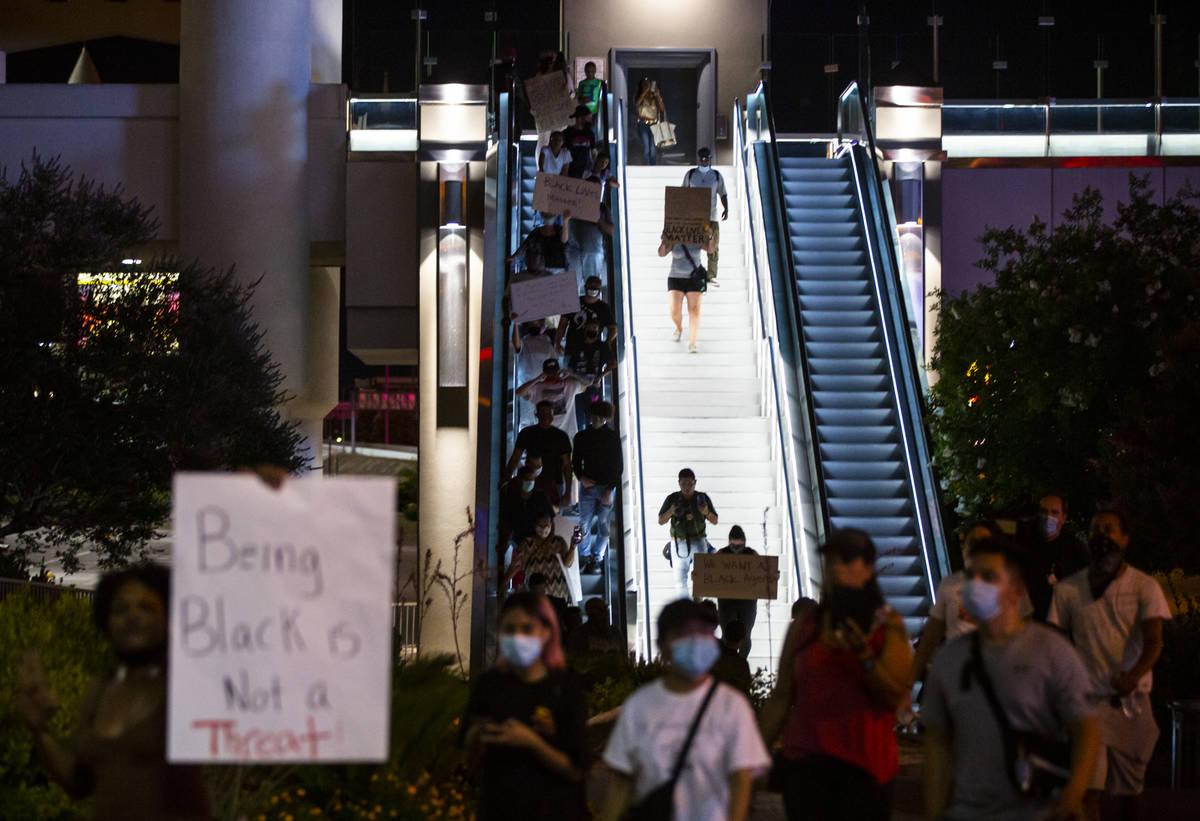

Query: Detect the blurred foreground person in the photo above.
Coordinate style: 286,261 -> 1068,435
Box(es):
15,564 -> 210,821
924,537 -> 1098,821
463,593 -> 588,820
761,529 -> 913,821
601,598 -> 768,821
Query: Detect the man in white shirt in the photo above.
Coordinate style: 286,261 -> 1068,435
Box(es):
682,147 -> 728,284
601,599 -> 769,821
1049,508 -> 1171,821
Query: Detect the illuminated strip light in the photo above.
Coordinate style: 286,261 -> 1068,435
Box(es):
78,271 -> 180,286
847,149 -> 938,604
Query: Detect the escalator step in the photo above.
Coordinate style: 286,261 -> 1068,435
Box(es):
816,424 -> 897,444
810,373 -> 889,391
815,406 -> 894,426
800,309 -> 876,327
805,326 -> 881,343
829,516 -> 914,536
822,458 -> 904,478
826,478 -> 907,498
828,497 -> 913,517
807,357 -> 886,375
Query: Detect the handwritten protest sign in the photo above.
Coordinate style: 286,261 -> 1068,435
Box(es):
168,473 -> 396,763
525,71 -> 575,134
532,172 -> 602,222
510,273 -> 580,324
692,554 -> 779,600
663,186 -> 713,244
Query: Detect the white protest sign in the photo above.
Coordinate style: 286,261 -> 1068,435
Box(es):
510,273 -> 581,324
525,71 -> 575,134
663,186 -> 713,244
532,172 -> 602,222
167,473 -> 396,763
692,554 -> 779,600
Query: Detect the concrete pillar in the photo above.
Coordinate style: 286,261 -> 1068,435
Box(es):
179,0 -> 320,462
310,0 -> 342,83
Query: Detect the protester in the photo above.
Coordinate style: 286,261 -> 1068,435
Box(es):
714,525 -> 759,659
522,453 -> 563,509
572,401 -> 622,573
506,399 -> 573,500
565,319 -> 616,431
1049,508 -> 1171,821
682,147 -> 728,285
923,536 -> 1099,821
576,61 -> 604,139
565,597 -> 624,655
600,599 -> 769,821
15,564 -> 210,821
792,596 -> 819,621
659,228 -> 715,353
760,529 -> 913,821
562,105 -> 596,178
509,210 -> 570,274
463,593 -> 588,821
516,359 -> 588,436
658,468 -> 718,597
555,275 -> 616,356
1023,493 -> 1090,622
633,77 -> 667,166
497,465 -> 557,592
712,619 -> 754,696
538,130 -> 571,176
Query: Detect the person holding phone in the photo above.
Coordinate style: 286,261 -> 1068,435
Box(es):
634,77 -> 666,166
759,529 -> 913,821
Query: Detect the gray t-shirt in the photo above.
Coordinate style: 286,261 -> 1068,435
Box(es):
669,243 -> 703,279
923,622 -> 1093,821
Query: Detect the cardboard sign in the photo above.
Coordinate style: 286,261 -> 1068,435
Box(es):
168,473 -> 397,763
510,272 -> 581,324
663,186 -> 713,244
532,172 -> 602,222
692,554 -> 779,600
525,71 -> 575,134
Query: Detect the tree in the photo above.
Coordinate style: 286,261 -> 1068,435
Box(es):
0,154 -> 306,575
928,177 -> 1200,571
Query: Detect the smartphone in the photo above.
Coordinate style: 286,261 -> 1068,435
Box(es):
650,80 -> 657,92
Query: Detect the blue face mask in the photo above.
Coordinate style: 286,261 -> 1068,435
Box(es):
669,635 -> 720,678
499,634 -> 544,668
962,579 -> 1002,623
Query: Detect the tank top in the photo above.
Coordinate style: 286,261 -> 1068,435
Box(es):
780,611 -> 899,785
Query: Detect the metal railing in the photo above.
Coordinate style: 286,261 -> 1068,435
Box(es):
609,98 -> 655,659
393,601 -> 419,658
0,577 -> 94,603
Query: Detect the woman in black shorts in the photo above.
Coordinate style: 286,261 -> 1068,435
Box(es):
659,228 -> 715,353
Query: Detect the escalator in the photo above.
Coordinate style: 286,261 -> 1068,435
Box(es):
748,84 -> 950,634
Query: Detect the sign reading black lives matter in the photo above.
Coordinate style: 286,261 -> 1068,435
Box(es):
692,554 -> 779,600
662,186 -> 713,244
532,172 -> 602,222
524,71 -> 575,134
167,473 -> 396,763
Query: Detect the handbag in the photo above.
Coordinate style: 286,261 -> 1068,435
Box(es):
679,244 -> 707,282
963,632 -> 1073,797
651,120 -> 677,148
623,679 -> 719,821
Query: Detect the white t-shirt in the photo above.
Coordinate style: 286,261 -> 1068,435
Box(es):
1048,565 -> 1172,696
540,145 -> 570,176
523,374 -> 586,434
603,678 -> 769,821
683,166 -> 728,221
931,571 -> 1034,641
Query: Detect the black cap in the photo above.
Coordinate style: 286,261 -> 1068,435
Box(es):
542,358 -> 560,373
697,147 -> 712,159
573,104 -> 591,118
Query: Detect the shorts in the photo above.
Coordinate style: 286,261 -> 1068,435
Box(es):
667,276 -> 706,294
1088,693 -> 1158,795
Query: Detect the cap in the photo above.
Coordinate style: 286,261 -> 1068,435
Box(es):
697,147 -> 712,159
573,104 -> 591,118
542,358 -> 560,373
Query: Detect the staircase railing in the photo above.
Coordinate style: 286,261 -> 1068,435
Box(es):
609,98 -> 654,658
733,98 -> 820,600
837,82 -> 951,592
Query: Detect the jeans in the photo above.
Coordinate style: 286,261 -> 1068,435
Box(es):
574,384 -> 602,431
707,219 -> 720,279
668,539 -> 711,597
717,598 -> 757,659
637,120 -> 657,165
577,484 -> 613,562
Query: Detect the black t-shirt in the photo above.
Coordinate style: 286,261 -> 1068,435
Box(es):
1023,533 -> 1090,622
499,485 -> 555,540
658,490 -> 717,544
464,668 -> 589,821
520,228 -> 567,271
562,298 -> 614,352
562,126 -> 595,177
515,424 -> 572,483
566,339 -> 615,379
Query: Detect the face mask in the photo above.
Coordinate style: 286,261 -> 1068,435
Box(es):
1039,516 -> 1060,539
669,635 -> 720,678
532,465 -> 543,476
829,584 -> 882,633
585,288 -> 601,298
520,481 -> 536,493
499,634 -> 544,668
729,543 -> 746,553
962,579 -> 1003,622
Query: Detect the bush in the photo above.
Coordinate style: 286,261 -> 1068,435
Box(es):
0,588 -> 111,821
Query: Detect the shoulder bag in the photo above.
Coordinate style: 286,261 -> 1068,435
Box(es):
679,244 -> 707,282
623,679 -> 720,821
962,631 -> 1073,797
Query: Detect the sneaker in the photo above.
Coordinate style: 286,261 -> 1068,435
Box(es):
708,277 -> 720,288
688,343 -> 698,354
671,328 -> 682,342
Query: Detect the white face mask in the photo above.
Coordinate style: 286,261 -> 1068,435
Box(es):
962,579 -> 1003,622
1041,516 -> 1060,538
585,288 -> 601,298
499,634 -> 544,668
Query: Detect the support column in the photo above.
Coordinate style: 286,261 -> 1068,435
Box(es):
179,0 -> 321,461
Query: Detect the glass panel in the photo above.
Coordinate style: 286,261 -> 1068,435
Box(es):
349,98 -> 418,130
942,105 -> 1046,134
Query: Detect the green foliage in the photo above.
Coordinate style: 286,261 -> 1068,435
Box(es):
929,177 -> 1200,571
0,154 -> 306,575
223,655 -> 475,821
0,588 -> 111,820
569,652 -> 666,716
397,463 -> 418,522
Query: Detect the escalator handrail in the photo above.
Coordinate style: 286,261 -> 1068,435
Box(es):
841,82 -> 951,588
610,98 -> 654,658
759,78 -> 834,539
